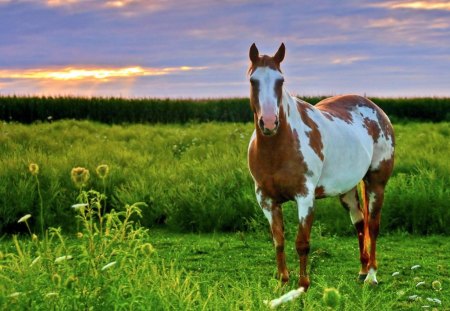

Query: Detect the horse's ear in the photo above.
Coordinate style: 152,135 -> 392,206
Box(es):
273,43 -> 285,64
249,43 -> 259,63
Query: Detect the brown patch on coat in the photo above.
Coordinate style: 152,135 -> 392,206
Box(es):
314,186 -> 326,199
248,107 -> 309,203
363,117 -> 381,143
297,101 -> 325,161
315,95 -> 361,124
248,55 -> 282,75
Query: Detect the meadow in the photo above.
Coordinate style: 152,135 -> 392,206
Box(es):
0,119 -> 449,310
0,120 -> 449,235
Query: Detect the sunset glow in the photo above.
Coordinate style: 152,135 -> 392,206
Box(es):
375,1 -> 450,11
0,66 -> 207,81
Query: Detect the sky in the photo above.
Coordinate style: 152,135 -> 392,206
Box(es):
0,0 -> 449,98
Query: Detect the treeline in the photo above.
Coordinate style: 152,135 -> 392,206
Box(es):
1,96 -> 449,123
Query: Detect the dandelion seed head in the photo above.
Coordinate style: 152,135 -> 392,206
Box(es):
96,164 -> 110,179
29,163 -> 39,176
323,287 -> 341,308
431,280 -> 442,291
18,214 -> 32,223
71,167 -> 90,187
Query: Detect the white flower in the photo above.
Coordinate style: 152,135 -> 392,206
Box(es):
54,255 -> 73,264
18,214 -> 32,223
101,261 -> 117,271
392,271 -> 400,277
411,264 -> 421,270
71,203 -> 88,210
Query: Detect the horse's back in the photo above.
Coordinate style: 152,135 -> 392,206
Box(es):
311,95 -> 395,196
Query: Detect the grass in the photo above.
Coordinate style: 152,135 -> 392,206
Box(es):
1,219 -> 448,310
0,119 -> 449,309
1,120 -> 449,235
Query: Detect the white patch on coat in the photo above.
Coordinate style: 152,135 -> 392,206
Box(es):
250,67 -> 283,118
256,188 -> 273,225
365,268 -> 378,284
295,192 -> 315,225
368,192 -> 377,214
341,189 -> 363,224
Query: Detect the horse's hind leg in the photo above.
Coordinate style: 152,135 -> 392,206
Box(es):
363,158 -> 394,285
339,187 -> 369,281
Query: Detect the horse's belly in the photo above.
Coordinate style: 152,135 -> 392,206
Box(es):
317,134 -> 373,197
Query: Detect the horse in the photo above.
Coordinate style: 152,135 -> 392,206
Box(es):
247,43 -> 395,290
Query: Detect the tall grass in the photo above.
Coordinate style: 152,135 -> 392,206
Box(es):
0,120 -> 449,235
1,96 -> 449,124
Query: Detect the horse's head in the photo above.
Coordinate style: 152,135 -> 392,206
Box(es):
248,43 -> 285,136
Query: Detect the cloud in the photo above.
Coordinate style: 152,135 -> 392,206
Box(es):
0,65 -> 207,81
371,1 -> 450,11
331,56 -> 368,65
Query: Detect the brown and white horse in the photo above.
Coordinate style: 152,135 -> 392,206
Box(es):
247,43 -> 395,290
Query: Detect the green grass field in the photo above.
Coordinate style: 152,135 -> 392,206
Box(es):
1,221 -> 448,310
0,120 -> 449,310
1,120 -> 449,234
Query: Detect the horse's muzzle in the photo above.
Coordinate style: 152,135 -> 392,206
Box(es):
258,116 -> 279,136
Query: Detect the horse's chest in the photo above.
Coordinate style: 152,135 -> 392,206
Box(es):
249,140 -> 309,202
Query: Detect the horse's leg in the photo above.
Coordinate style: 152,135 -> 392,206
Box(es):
339,187 -> 369,281
363,159 -> 393,285
256,188 -> 289,282
295,192 -> 315,290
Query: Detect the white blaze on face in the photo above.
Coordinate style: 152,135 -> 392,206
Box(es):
250,67 -> 283,129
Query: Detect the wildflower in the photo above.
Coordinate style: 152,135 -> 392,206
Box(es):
71,167 -> 90,187
392,271 -> 400,277
29,163 -> 39,176
323,288 -> 341,309
101,261 -> 117,271
54,255 -> 73,264
18,214 -> 32,223
96,164 -> 110,179
411,264 -> 421,270
431,280 -> 442,291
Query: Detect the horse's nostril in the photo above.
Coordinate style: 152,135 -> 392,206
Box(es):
259,118 -> 265,129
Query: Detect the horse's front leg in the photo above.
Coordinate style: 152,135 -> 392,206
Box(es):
256,188 -> 289,283
295,191 -> 315,290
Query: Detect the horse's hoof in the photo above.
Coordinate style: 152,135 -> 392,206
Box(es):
364,268 -> 378,285
299,276 -> 310,291
357,274 -> 368,282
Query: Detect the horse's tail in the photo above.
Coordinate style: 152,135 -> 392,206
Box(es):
359,180 -> 370,250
